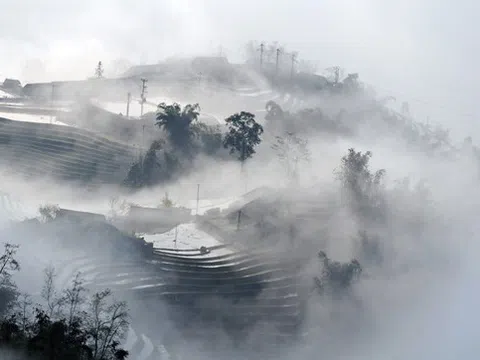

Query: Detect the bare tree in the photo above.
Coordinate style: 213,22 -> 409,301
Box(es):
16,292 -> 32,335
86,289 -> 129,360
41,266 -> 64,319
63,272 -> 86,327
272,132 -> 311,182
0,243 -> 19,281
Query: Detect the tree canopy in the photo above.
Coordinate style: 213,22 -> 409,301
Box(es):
223,111 -> 264,162
155,102 -> 200,148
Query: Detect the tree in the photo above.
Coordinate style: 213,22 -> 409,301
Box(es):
39,204 -> 60,223
86,289 -> 129,360
0,243 -> 20,317
334,148 -> 386,224
313,251 -> 362,296
155,102 -> 200,149
95,61 -> 104,79
223,111 -> 264,165
272,132 -> 310,183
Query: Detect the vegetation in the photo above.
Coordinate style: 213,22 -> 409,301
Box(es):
0,244 -> 130,360
335,148 -> 386,223
223,111 -> 264,163
155,102 -> 200,150
313,251 -> 362,296
272,132 -> 311,182
161,192 -> 174,208
94,61 -> 104,79
38,205 -> 60,223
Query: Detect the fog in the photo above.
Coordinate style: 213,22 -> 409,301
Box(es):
2,0 -> 479,137
1,1 -> 480,359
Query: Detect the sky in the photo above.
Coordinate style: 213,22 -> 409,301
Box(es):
0,0 -> 478,138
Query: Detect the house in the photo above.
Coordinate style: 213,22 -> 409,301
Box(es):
2,78 -> 22,95
56,208 -> 106,223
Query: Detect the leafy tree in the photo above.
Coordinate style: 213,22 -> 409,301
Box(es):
161,193 -> 174,208
223,111 -> 264,164
123,140 -> 180,189
334,148 -> 386,222
95,61 -> 104,79
39,205 -> 60,223
155,102 -> 200,148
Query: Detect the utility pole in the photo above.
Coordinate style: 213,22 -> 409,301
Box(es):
174,225 -> 178,248
49,82 -> 55,124
140,78 -> 148,117
236,210 -> 242,231
126,92 -> 131,118
290,53 -> 297,81
259,43 -> 265,68
142,124 -> 146,157
275,48 -> 281,76
196,183 -> 200,216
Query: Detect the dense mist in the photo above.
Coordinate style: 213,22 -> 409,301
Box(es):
1,1 -> 480,359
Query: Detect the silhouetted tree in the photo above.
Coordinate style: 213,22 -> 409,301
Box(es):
155,102 -> 200,149
223,111 -> 263,165
0,243 -> 20,317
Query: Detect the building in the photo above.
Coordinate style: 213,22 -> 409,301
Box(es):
2,78 -> 22,95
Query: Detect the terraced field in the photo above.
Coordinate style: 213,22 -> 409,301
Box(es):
17,219 -> 306,360
0,117 -> 134,184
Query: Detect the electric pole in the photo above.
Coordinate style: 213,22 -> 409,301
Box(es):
126,92 -> 131,118
276,48 -> 282,76
142,124 -> 145,157
140,78 -> 148,117
259,43 -> 265,68
50,82 -> 55,124
196,184 -> 200,217
290,53 -> 297,81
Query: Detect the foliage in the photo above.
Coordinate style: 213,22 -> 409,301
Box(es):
0,244 -> 20,318
39,205 -> 60,223
191,122 -> 223,155
95,61 -> 104,79
264,101 -> 352,137
223,111 -> 264,162
334,148 -> 386,222
0,246 -> 130,359
272,132 -> 311,182
313,251 -> 362,296
161,193 -> 174,208
155,102 -> 200,148
107,197 -> 130,221
123,140 -> 180,189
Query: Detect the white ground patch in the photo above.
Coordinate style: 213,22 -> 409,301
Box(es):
0,89 -> 15,98
0,111 -> 69,126
143,223 -> 235,258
